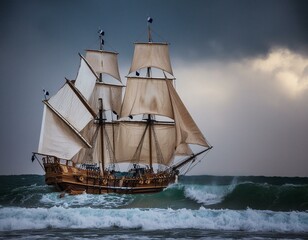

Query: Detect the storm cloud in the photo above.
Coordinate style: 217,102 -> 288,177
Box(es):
174,47 -> 308,176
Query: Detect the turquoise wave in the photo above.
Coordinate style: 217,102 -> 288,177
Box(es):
0,175 -> 308,211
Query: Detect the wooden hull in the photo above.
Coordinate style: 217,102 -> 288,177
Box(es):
44,160 -> 176,195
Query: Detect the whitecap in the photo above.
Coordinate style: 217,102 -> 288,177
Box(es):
183,183 -> 236,205
0,207 -> 307,232
40,193 -> 133,208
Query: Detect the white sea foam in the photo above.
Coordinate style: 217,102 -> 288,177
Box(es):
183,184 -> 236,205
40,193 -> 133,208
0,207 -> 307,232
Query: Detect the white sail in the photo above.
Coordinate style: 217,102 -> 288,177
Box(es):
75,56 -> 98,101
38,106 -> 89,159
129,43 -> 173,75
73,123 -> 117,166
86,50 -> 121,82
37,57 -> 97,160
95,124 -> 117,166
71,81 -> 122,165
119,74 -> 209,161
89,82 -> 123,115
120,77 -> 174,118
115,122 -> 176,166
166,80 -> 210,154
48,83 -> 93,132
41,53 -> 123,163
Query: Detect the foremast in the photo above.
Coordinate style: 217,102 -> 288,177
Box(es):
35,29 -> 123,174
98,29 -> 105,175
91,29 -> 123,176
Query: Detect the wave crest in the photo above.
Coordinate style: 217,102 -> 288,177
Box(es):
0,207 -> 307,232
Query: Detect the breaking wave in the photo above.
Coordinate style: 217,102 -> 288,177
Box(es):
0,206 -> 307,232
181,181 -> 308,211
1,175 -> 308,238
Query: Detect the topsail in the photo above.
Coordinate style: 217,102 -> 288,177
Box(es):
85,50 -> 122,82
129,43 -> 173,76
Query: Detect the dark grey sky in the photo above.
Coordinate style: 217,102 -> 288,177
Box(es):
0,0 -> 307,176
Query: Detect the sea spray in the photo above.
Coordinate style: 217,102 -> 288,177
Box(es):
183,182 -> 237,205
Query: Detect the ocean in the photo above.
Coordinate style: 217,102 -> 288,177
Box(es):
0,175 -> 307,239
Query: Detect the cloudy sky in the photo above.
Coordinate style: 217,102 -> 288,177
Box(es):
0,0 -> 307,176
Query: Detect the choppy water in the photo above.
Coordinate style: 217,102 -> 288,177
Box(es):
0,175 -> 307,239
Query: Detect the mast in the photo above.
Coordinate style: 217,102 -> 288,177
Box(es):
120,18 -> 210,169
147,17 -> 153,170
147,17 -> 153,43
98,29 -> 104,82
98,29 -> 105,174
147,17 -> 153,78
81,29 -> 123,171
98,29 -> 104,51
99,98 -> 105,174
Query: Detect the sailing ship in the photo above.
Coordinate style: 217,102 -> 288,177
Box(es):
32,18 -> 212,194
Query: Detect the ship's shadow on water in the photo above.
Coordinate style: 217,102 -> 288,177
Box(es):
0,175 -> 308,239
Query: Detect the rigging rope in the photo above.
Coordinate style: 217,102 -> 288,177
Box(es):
151,125 -> 166,171
128,124 -> 149,169
103,125 -> 119,172
179,150 -> 210,175
151,28 -> 169,43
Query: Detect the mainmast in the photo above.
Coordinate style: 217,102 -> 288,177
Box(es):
98,29 -> 104,50
147,17 -> 153,78
147,17 -> 153,171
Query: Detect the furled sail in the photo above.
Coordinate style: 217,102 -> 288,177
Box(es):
129,43 -> 173,75
120,77 -> 174,118
85,50 -> 121,82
